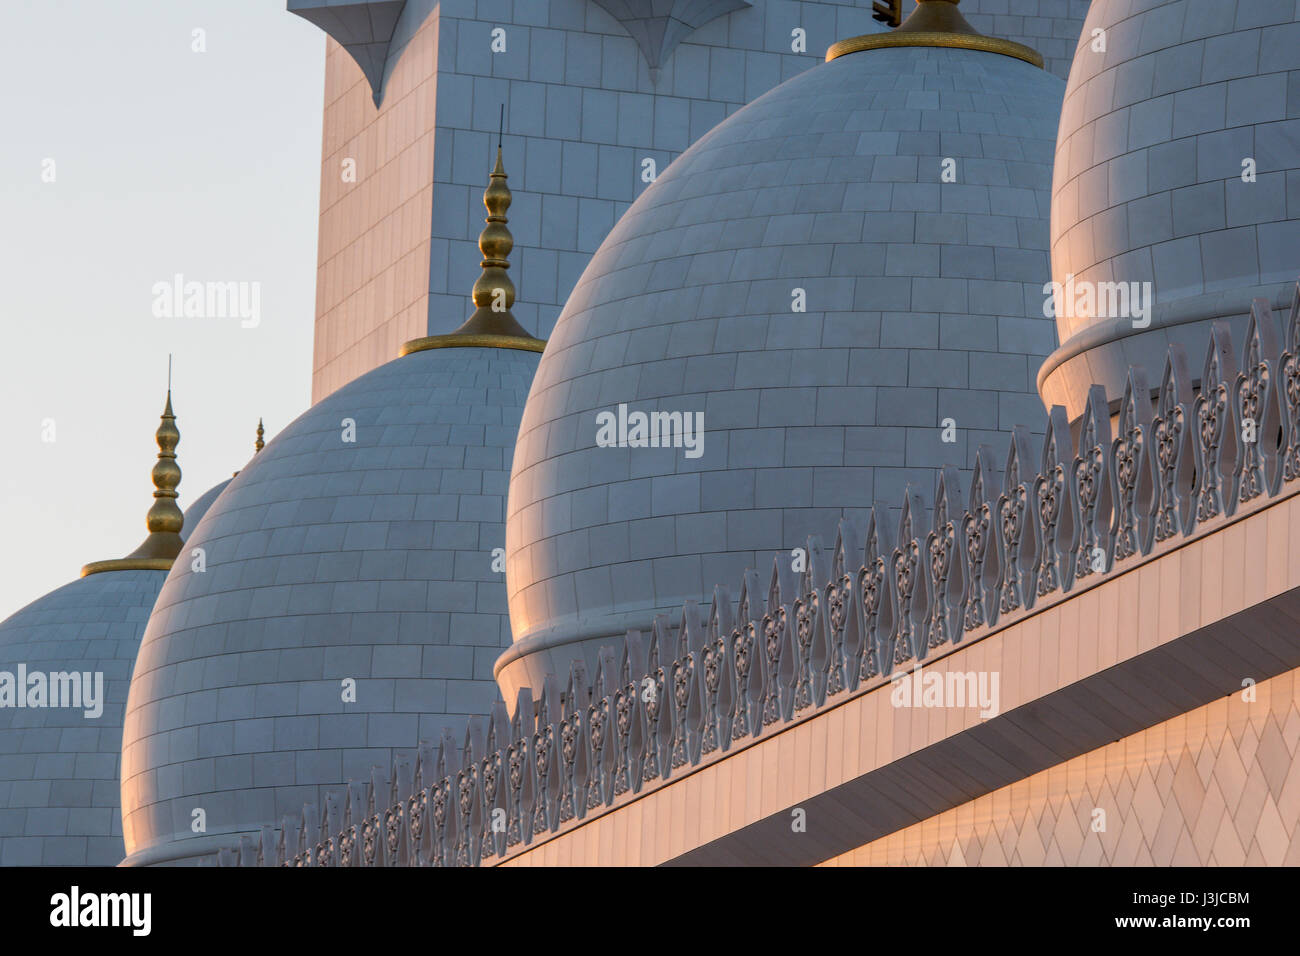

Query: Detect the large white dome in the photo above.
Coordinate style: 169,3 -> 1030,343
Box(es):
500,34 -> 1066,700
1040,0 -> 1300,419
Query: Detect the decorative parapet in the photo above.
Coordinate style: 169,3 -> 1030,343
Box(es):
216,281 -> 1300,868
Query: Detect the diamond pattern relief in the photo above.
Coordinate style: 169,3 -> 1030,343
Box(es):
820,669 -> 1300,866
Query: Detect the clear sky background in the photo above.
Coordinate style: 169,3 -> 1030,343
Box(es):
0,1 -> 325,619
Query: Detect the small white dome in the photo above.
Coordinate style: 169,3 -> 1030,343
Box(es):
120,344 -> 538,866
0,570 -> 166,865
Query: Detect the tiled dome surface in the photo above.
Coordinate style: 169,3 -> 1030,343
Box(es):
1041,0 -> 1300,418
0,570 -> 165,865
120,345 -> 538,865
501,43 -> 1065,697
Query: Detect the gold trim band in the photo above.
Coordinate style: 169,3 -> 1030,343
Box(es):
81,557 -> 175,577
400,333 -> 546,356
826,31 -> 1044,68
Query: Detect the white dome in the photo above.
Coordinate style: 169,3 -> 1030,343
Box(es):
500,40 -> 1065,699
0,569 -> 165,865
1040,0 -> 1300,419
119,344 -> 538,865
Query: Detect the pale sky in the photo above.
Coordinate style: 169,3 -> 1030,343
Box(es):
0,1 -> 325,619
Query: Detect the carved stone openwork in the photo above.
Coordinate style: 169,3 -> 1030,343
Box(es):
1033,406 -> 1076,597
557,666 -> 585,824
1111,367 -> 1155,562
890,488 -> 925,670
317,791 -> 342,867
362,769 -> 383,867
824,521 -> 858,696
996,426 -> 1036,615
1071,385 -> 1113,580
586,650 -> 615,810
427,734 -> 456,866
383,755 -> 410,866
857,503 -> 893,683
761,559 -> 792,726
792,538 -> 826,712
669,604 -> 699,769
1150,345 -> 1196,543
611,642 -> 638,796
454,722 -> 485,867
730,570 -> 763,741
299,802 -> 318,867
1194,322 -> 1240,523
699,588 -> 730,754
531,677 -> 559,836
504,691 -> 533,848
962,445 -> 999,632
480,705 -> 508,860
1233,298 -> 1283,506
640,623 -> 666,782
924,466 -> 962,651
338,788 -> 359,868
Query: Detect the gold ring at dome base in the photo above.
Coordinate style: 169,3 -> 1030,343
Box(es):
80,557 -> 175,577
400,333 -> 546,356
826,31 -> 1044,68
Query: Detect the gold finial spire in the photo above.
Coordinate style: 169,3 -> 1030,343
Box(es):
82,390 -> 186,576
400,136 -> 546,357
827,0 -> 1044,68
235,417 -> 265,476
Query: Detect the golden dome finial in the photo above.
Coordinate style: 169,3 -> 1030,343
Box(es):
400,121 -> 546,357
234,417 -> 265,477
827,0 -> 1044,68
82,389 -> 185,576
464,144 -> 522,329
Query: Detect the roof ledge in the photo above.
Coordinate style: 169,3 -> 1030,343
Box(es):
288,0 -> 407,107
590,0 -> 752,76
